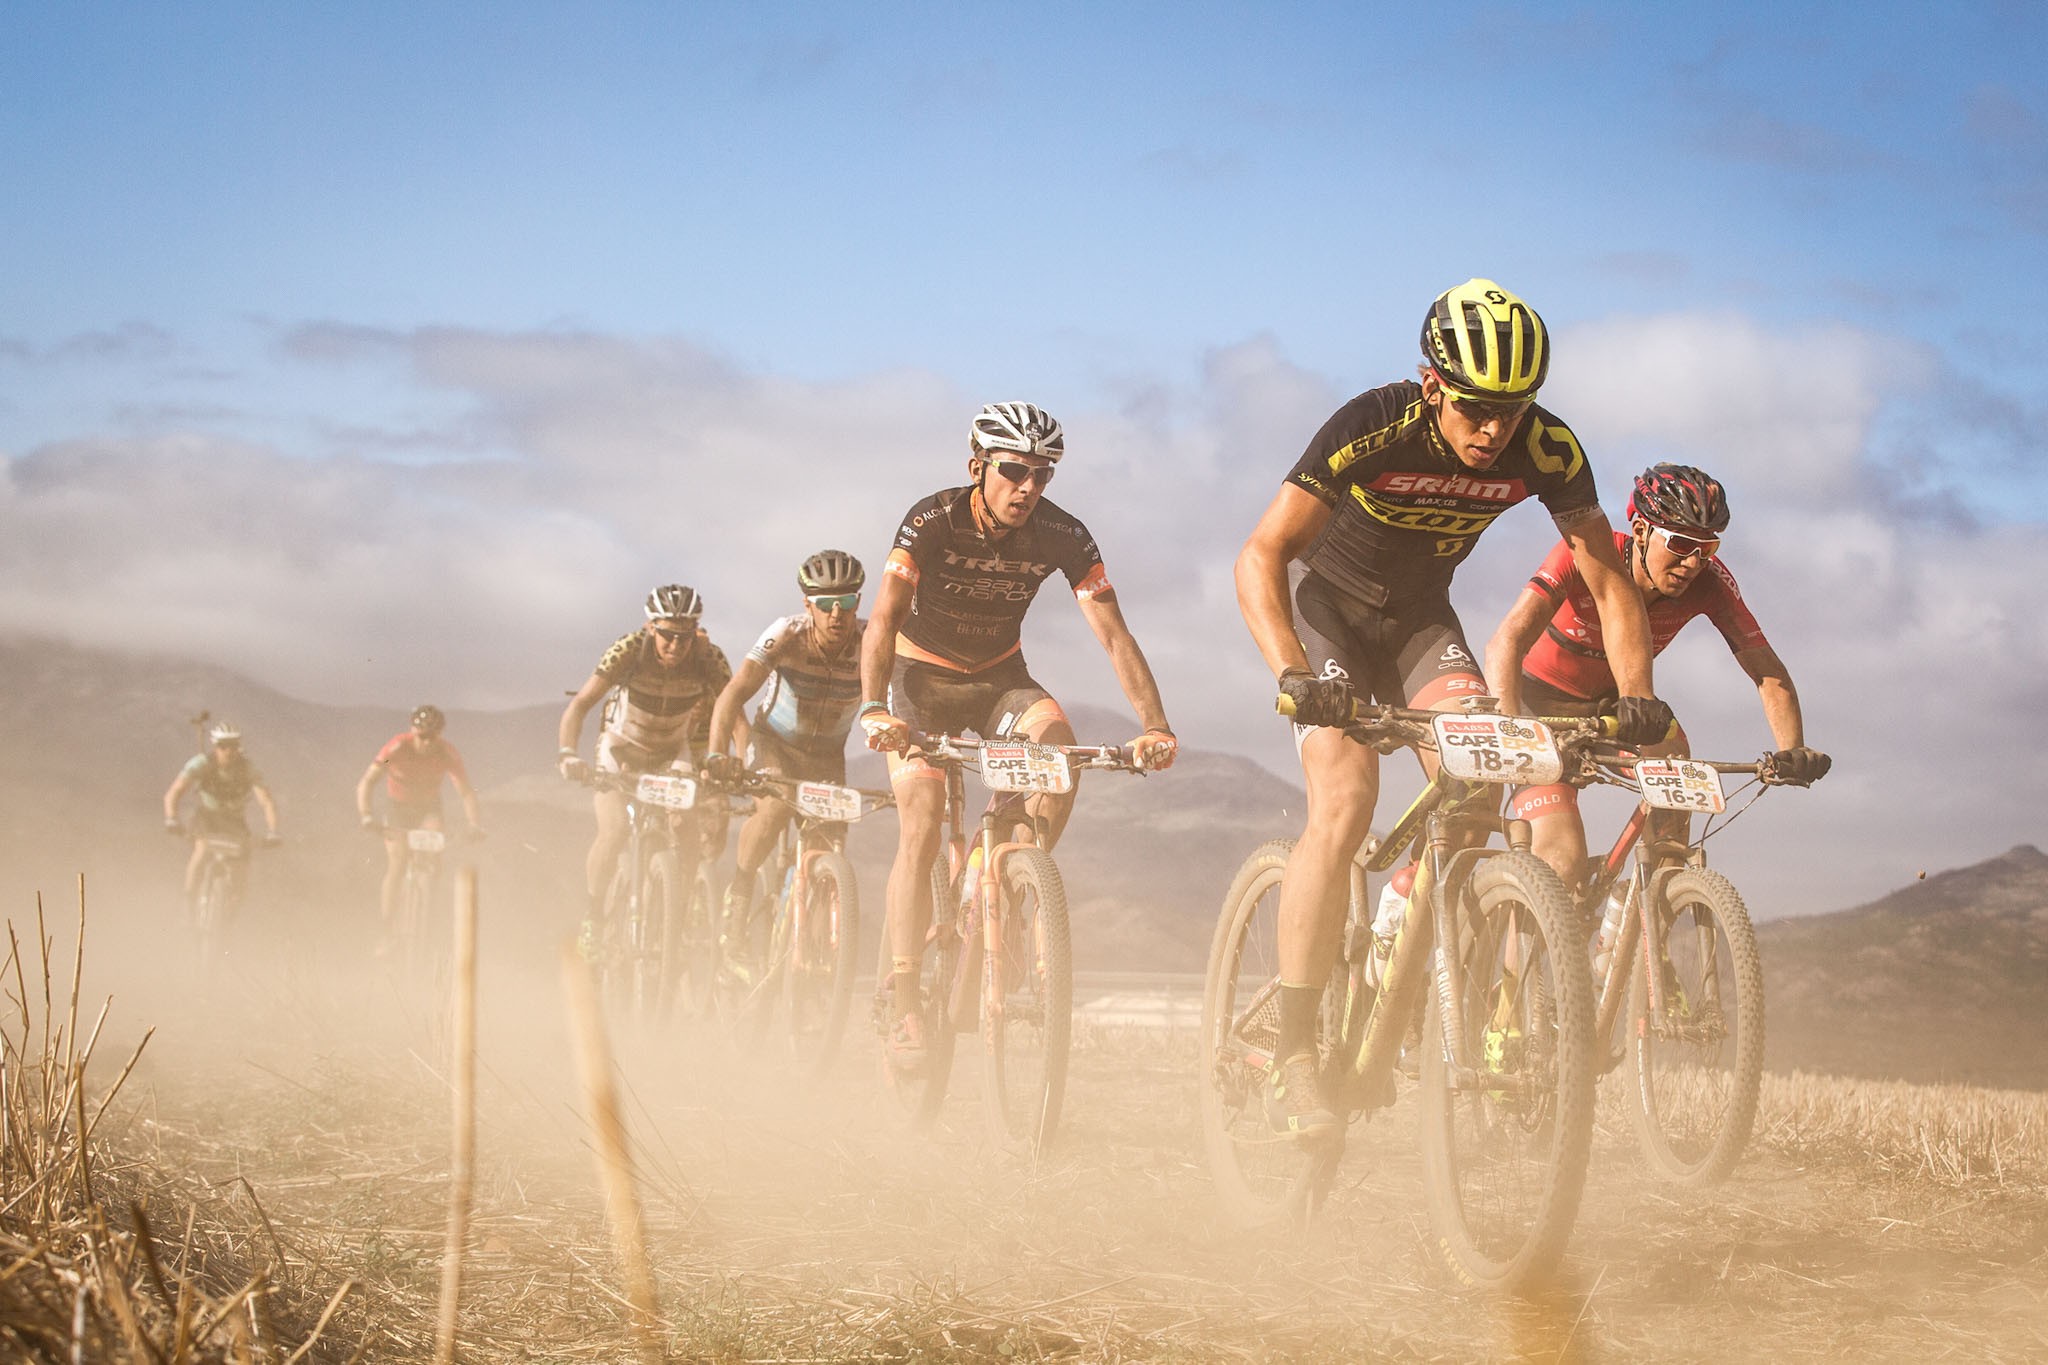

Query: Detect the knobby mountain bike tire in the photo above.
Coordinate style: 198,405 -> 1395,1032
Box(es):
635,848 -> 685,1026
1418,850 -> 1595,1293
1199,838 -> 1342,1228
1626,867 -> 1764,1187
980,847 -> 1073,1153
597,860 -> 638,1011
192,855 -> 235,964
878,852 -> 961,1129
675,860 -> 722,1022
781,850 -> 859,1082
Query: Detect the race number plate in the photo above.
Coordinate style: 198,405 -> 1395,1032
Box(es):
1634,759 -> 1726,813
1431,714 -> 1564,785
794,781 -> 862,822
635,773 -> 699,811
407,828 -> 446,853
978,741 -> 1074,794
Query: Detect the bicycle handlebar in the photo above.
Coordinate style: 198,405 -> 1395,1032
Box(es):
902,730 -> 1146,774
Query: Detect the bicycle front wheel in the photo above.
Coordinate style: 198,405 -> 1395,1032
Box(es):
782,851 -> 859,1080
192,856 -> 232,964
879,852 -> 961,1129
981,848 -> 1073,1152
674,861 -> 721,1022
1199,838 -> 1341,1228
1419,851 -> 1594,1292
635,849 -> 685,1025
1626,868 -> 1765,1186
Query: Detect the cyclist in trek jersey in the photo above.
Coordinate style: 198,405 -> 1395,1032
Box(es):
558,585 -> 733,948
163,720 -> 281,907
704,549 -> 868,966
355,704 -> 484,946
1236,279 -> 1674,1141
860,401 -> 1178,1068
1486,462 -> 1830,890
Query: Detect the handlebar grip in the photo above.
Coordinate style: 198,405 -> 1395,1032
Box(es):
1275,693 -> 1298,718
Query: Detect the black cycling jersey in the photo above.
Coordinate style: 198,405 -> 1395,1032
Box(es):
1287,381 -> 1601,606
884,486 -> 1111,672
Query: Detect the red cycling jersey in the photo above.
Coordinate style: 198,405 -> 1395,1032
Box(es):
375,733 -> 470,807
1522,531 -> 1769,699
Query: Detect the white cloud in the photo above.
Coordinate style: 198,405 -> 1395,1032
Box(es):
4,310 -> 2043,917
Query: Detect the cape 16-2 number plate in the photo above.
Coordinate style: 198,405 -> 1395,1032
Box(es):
1431,714 -> 1564,785
978,741 -> 1074,794
1634,759 -> 1726,813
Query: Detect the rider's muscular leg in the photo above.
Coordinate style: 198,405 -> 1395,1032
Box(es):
884,760 -> 945,1010
586,791 -> 630,900
1528,806 -> 1590,895
1020,704 -> 1077,850
733,798 -> 786,884
379,835 -> 407,928
1276,729 -> 1379,1058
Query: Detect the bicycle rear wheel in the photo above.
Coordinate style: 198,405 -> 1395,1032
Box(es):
980,848 -> 1072,1152
1199,839 -> 1342,1227
674,861 -> 721,1021
1419,851 -> 1594,1292
1626,868 -> 1764,1186
878,852 -> 960,1129
782,851 -> 859,1081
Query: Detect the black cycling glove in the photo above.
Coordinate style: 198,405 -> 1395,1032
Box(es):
1277,666 -> 1355,729
703,752 -> 746,787
1613,696 -> 1676,747
1767,747 -> 1832,785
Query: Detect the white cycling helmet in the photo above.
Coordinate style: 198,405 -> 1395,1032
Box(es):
644,584 -> 704,622
208,721 -> 242,746
969,402 -> 1064,463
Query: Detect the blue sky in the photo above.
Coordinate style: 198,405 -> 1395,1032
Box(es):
3,4 -> 2046,914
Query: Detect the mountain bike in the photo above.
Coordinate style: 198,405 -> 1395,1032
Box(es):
711,769 -> 893,1078
1567,747 -> 1811,1186
586,770 -> 704,1024
874,732 -> 1144,1151
1202,699 -> 1602,1291
184,825 -> 274,963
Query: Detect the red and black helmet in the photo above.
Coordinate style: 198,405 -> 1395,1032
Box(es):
1627,463 -> 1730,534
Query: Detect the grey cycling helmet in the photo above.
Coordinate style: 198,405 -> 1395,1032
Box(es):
969,402 -> 1065,462
644,584 -> 704,622
797,549 -> 865,596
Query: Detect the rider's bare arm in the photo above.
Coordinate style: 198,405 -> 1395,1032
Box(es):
1564,509 -> 1655,698
162,772 -> 192,822
860,571 -> 914,710
1484,586 -> 1554,716
354,761 -> 383,820
1074,590 -> 1172,733
252,784 -> 279,835
1734,643 -> 1806,750
557,673 -> 608,754
1234,484 -> 1331,678
451,771 -> 483,829
708,656 -> 772,757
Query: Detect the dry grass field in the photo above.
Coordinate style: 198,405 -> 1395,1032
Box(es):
8,896 -> 2048,1363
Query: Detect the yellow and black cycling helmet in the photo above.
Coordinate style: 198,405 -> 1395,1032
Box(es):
1420,279 -> 1550,401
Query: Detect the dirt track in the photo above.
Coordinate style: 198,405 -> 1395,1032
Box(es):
101,947 -> 2048,1365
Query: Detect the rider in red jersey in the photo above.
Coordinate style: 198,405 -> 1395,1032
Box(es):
1485,463 -> 1829,890
356,704 -> 483,947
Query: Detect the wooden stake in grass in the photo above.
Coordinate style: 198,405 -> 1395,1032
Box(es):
434,867 -> 480,1365
561,942 -> 663,1365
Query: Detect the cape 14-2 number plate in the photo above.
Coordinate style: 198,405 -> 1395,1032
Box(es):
1431,714 -> 1564,785
978,741 -> 1074,794
1633,759 -> 1726,813
794,782 -> 863,822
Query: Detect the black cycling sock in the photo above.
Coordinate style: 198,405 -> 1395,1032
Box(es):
1276,983 -> 1322,1062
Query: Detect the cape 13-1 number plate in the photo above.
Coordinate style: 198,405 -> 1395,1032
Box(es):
1431,714 -> 1564,785
1633,758 -> 1726,813
978,741 -> 1073,794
